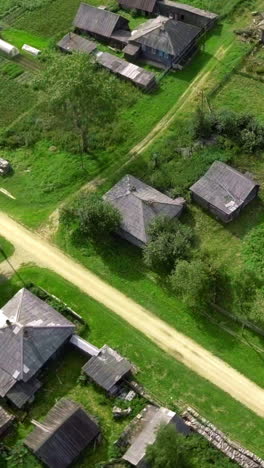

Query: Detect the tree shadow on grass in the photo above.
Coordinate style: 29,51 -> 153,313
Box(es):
225,198 -> 264,240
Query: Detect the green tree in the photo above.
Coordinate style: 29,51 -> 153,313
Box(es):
143,216 -> 193,275
145,424 -> 193,468
61,193 -> 121,239
170,259 -> 214,309
37,52 -> 122,156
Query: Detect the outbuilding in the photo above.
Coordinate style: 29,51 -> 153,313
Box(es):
0,406 -> 14,439
24,399 -> 100,468
57,32 -> 97,55
0,39 -> 19,57
190,161 -> 259,222
118,0 -> 158,15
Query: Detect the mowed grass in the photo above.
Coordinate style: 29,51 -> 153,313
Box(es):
0,235 -> 14,259
2,265 -> 264,459
1,28 -> 51,50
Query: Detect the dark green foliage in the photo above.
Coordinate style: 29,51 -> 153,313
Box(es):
143,216 -> 193,274
193,108 -> 264,153
242,223 -> 264,278
61,193 -> 121,240
170,259 -> 214,309
146,424 -> 192,468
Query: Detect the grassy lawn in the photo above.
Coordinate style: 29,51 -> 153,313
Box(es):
1,28 -> 51,50
1,266 -> 264,461
0,75 -> 36,127
0,236 -> 14,260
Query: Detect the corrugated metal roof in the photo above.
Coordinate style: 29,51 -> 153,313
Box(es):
190,161 -> 259,216
70,335 -> 99,356
57,32 -> 97,55
73,3 -> 128,38
103,175 -> 184,246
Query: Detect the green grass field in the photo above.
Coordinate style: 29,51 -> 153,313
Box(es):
2,266 -> 264,462
0,236 -> 14,260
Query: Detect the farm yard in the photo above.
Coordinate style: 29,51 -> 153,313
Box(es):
1,0 -> 264,466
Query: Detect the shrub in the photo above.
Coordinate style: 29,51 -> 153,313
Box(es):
242,223 -> 264,278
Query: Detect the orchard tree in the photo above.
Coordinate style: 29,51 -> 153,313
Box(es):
37,52 -> 123,156
61,192 -> 121,239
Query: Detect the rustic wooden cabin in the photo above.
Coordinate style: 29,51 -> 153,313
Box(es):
157,0 -> 218,31
190,161 -> 260,223
82,345 -> 132,395
0,289 -> 74,408
118,0 -> 158,15
127,16 -> 201,68
24,399 -> 100,468
103,174 -> 185,248
73,3 -> 130,47
57,32 -> 97,55
0,406 -> 14,439
121,405 -> 191,467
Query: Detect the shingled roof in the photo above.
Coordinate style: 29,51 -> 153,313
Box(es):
123,405 -> 191,466
57,32 -> 97,55
0,289 -> 74,398
24,399 -> 100,468
119,0 -> 157,13
103,175 -> 184,247
82,345 -> 132,393
73,3 -> 128,38
190,161 -> 259,216
130,15 -> 201,57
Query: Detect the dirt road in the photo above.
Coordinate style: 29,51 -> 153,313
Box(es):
1,212 -> 264,416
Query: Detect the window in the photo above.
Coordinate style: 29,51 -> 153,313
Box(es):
181,14 -> 185,20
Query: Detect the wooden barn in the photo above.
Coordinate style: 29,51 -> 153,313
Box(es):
190,161 -> 260,223
0,289 -> 74,408
157,0 -> 218,31
73,3 -> 130,47
103,175 -> 185,248
82,345 -> 132,395
127,15 -> 201,68
57,32 -> 97,55
24,399 -> 100,468
121,405 -> 191,467
118,0 -> 158,15
95,50 -> 156,90
0,406 -> 14,439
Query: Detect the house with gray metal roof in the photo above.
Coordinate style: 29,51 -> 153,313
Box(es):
190,161 -> 259,222
103,175 -> 185,247
122,404 -> 191,467
82,345 -> 132,395
73,3 -> 130,44
127,15 -> 201,68
24,399 -> 100,468
0,405 -> 14,439
57,32 -> 97,55
0,289 -> 74,408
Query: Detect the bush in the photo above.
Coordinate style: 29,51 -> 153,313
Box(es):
60,193 -> 121,240
242,223 -> 264,278
143,216 -> 193,275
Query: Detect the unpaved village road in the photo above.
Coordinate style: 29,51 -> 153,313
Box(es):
1,211 -> 264,417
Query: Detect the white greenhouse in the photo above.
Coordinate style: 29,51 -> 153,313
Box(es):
0,39 -> 19,57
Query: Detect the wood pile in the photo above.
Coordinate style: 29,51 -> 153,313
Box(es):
182,407 -> 264,468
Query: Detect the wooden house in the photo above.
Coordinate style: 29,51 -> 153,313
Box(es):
157,0 -> 218,31
24,399 -> 100,468
82,345 -> 132,395
103,175 -> 185,248
121,405 -> 191,467
0,289 -> 74,408
73,3 -> 130,47
190,161 -> 259,223
127,16 -> 201,68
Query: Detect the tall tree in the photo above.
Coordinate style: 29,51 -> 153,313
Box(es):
37,52 -> 123,156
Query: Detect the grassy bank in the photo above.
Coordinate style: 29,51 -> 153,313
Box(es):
0,236 -> 14,260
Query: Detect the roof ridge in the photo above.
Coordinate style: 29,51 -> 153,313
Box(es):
15,288 -> 25,323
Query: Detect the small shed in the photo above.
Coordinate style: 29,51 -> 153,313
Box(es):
24,399 -> 100,468
0,158 -> 11,176
190,161 -> 259,222
0,406 -> 14,439
82,344 -> 132,395
57,32 -> 97,55
122,405 -> 191,467
0,39 -> 19,57
103,174 -> 185,247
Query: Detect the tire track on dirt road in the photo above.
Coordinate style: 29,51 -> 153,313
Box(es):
1,211 -> 264,418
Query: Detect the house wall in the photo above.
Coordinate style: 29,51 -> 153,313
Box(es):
137,43 -> 174,67
191,192 -> 232,222
118,229 -> 146,248
157,1 -> 215,30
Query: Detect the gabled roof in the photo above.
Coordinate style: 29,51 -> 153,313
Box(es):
190,161 -> 259,215
0,289 -> 74,397
24,399 -> 100,468
57,32 -> 97,55
161,0 -> 218,20
82,345 -> 132,392
103,175 -> 184,245
119,0 -> 157,13
123,405 -> 191,466
73,3 -> 128,38
130,16 -> 201,56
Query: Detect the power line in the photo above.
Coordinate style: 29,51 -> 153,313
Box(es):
0,245 -> 26,287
